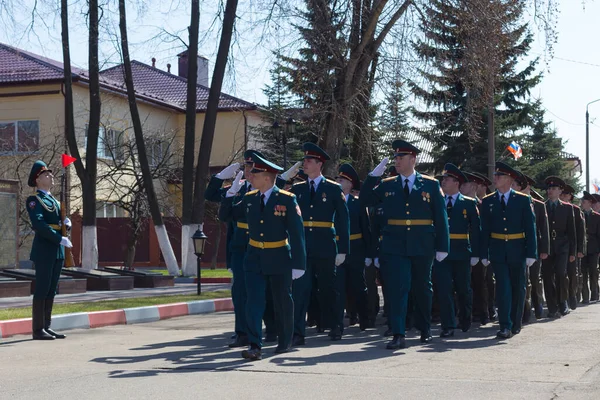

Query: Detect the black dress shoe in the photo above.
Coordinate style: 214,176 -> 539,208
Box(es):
307,319 -> 316,328
420,332 -> 433,344
45,328 -> 66,339
383,328 -> 393,337
264,333 -> 277,343
274,346 -> 292,354
480,317 -> 490,326
511,328 -> 521,335
228,335 -> 249,348
461,322 -> 471,333
534,305 -> 543,319
568,297 -> 577,310
547,311 -> 560,319
230,333 -> 237,339
386,335 -> 406,350
583,299 -> 590,304
560,307 -> 570,316
32,329 -> 55,340
496,329 -> 512,339
329,327 -> 342,341
291,335 -> 305,346
241,347 -> 262,360
316,327 -> 325,333
349,316 -> 358,326
440,329 -> 454,338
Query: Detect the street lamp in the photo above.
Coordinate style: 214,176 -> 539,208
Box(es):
284,117 -> 296,170
586,99 -> 600,192
191,226 -> 208,295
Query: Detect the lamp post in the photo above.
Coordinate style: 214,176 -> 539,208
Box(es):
586,99 -> 600,192
284,117 -> 295,170
191,226 -> 208,295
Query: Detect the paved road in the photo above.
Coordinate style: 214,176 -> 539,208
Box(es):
2,304 -> 600,399
0,283 -> 229,309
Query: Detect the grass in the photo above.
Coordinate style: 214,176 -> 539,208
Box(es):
147,268 -> 232,278
0,290 -> 231,321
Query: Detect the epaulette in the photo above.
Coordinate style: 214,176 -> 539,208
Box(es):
278,189 -> 294,197
513,190 -> 528,197
382,176 -> 396,183
325,178 -> 341,186
245,189 -> 259,196
462,195 -> 475,201
293,181 -> 306,187
482,192 -> 495,200
420,174 -> 436,181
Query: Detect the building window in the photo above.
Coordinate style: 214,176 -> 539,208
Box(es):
148,138 -> 167,167
96,201 -> 126,218
85,125 -> 125,160
0,120 -> 40,153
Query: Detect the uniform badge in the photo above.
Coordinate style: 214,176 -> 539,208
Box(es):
322,193 -> 327,202
275,205 -> 287,216
28,200 -> 36,209
463,209 -> 467,218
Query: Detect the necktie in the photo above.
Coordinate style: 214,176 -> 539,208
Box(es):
447,196 -> 453,212
310,180 -> 316,200
501,194 -> 506,211
404,179 -> 410,197
260,194 -> 265,212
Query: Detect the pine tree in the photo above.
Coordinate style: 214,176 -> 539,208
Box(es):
409,0 -> 542,174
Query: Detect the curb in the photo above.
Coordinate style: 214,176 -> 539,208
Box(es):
0,297 -> 233,339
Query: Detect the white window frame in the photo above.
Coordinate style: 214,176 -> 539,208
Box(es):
0,120 -> 40,154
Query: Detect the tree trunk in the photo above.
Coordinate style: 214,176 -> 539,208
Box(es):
181,0 -> 200,276
118,0 -> 179,275
191,0 -> 240,224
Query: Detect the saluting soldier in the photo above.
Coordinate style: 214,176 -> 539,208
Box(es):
479,162 -> 537,338
26,161 -> 73,340
221,153 -> 306,360
436,164 -> 480,337
290,143 -> 350,344
361,139 -> 449,349
512,171 -> 550,322
462,171 -> 495,325
542,177 -> 576,318
335,164 -> 373,331
580,192 -> 600,303
560,185 -> 586,309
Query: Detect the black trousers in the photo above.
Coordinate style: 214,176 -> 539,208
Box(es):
471,262 -> 489,320
542,253 -> 569,314
523,260 -> 544,321
336,262 -> 368,331
581,253 -> 600,302
365,265 -> 379,321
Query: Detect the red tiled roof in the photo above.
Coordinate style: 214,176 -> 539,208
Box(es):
0,43 -> 256,112
99,61 -> 255,112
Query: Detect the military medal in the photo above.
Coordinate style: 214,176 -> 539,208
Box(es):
322,193 -> 327,202
463,209 -> 467,218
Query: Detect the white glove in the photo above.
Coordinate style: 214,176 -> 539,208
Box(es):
227,268 -> 232,273
435,252 -> 448,262
60,237 -> 73,248
226,171 -> 244,197
215,162 -> 240,180
481,259 -> 490,267
280,161 -> 302,181
470,257 -> 479,267
369,157 -> 389,177
335,254 -> 346,266
64,217 -> 72,229
365,258 -> 373,267
292,269 -> 305,280
526,258 -> 536,267
374,258 -> 380,268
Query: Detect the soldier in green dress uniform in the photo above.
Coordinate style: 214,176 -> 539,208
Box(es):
479,162 -> 537,338
289,143 -> 350,344
26,161 -> 73,340
436,164 -> 481,337
361,139 -> 449,349
542,176 -> 576,318
221,153 -> 306,360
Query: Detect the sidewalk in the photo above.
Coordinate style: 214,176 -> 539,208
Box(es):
0,282 -> 229,310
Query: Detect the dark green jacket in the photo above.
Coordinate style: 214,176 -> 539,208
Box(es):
26,190 -> 64,262
545,199 -> 576,257
533,198 -> 550,256
446,193 -> 480,261
480,189 -> 537,262
361,172 -> 449,256
339,194 -> 373,264
290,177 -> 350,258
584,210 -> 600,254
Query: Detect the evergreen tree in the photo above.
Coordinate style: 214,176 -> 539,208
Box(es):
409,0 -> 542,174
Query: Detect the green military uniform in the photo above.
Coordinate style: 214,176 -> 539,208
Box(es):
542,177 -> 576,317
435,164 -> 480,336
562,185 -> 586,310
480,162 -> 537,337
580,192 -> 600,303
220,153 -> 306,359
361,140 -> 449,348
26,161 -> 67,340
290,143 -> 350,342
335,164 -> 373,331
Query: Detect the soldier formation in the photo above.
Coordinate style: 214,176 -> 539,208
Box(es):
206,138 -> 600,360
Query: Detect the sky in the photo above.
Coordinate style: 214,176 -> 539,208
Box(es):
1,0 -> 600,191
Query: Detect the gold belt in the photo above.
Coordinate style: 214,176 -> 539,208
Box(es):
449,234 -> 469,240
491,232 -> 525,241
249,238 -> 289,249
303,221 -> 334,228
336,233 -> 363,241
387,219 -> 433,226
237,222 -> 248,229
48,224 -> 61,230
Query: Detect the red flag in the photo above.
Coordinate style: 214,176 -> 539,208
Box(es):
62,153 -> 77,168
